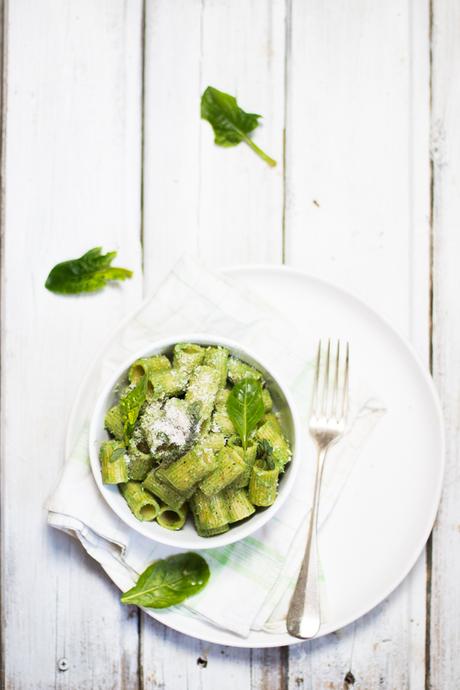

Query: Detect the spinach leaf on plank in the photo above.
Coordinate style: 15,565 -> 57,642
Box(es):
201,86 -> 276,167
45,247 -> 132,295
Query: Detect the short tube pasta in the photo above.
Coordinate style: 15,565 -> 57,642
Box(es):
201,432 -> 226,453
119,481 -> 160,521
156,446 -> 218,493
156,503 -> 188,530
199,446 -> 245,496
128,354 -> 171,383
185,365 -> 221,421
227,357 -> 263,384
142,470 -> 186,511
256,413 -> 292,470
147,368 -> 188,401
173,343 -> 205,375
222,488 -> 255,523
196,524 -> 230,537
104,405 -> 124,441
203,346 -> 229,387
230,441 -> 258,489
190,489 -> 228,535
211,389 -> 235,436
100,440 -> 128,484
262,387 -> 273,412
126,438 -> 154,481
248,460 -> 279,507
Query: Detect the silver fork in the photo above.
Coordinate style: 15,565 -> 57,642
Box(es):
286,339 -> 349,639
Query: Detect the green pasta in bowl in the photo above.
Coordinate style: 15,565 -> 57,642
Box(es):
89,334 -> 301,549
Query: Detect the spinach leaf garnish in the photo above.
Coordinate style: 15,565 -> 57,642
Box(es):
119,376 -> 147,445
227,378 -> 265,450
109,447 -> 126,463
45,247 -> 132,295
121,553 -> 210,608
257,439 -> 276,470
201,86 -> 276,167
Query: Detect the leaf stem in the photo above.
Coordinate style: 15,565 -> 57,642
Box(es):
242,135 -> 277,167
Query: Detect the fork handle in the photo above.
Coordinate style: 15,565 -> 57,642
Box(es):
286,446 -> 327,639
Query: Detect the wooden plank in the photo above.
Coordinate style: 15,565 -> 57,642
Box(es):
141,0 -> 203,294
1,1 -> 143,688
142,0 -> 285,293
141,618 -> 254,689
284,1 -> 431,688
196,0 -> 285,270
142,0 -> 286,686
285,0 -> 431,341
429,1 -> 460,688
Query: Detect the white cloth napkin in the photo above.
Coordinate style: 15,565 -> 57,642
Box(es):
48,256 -> 385,638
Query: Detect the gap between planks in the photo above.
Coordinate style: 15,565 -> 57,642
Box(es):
1,0 -> 7,685
425,0 -> 435,688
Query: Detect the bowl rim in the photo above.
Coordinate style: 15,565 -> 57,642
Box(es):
88,332 -> 302,549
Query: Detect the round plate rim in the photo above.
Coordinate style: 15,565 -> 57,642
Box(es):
65,263 -> 445,648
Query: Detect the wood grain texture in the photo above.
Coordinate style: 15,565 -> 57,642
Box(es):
0,0 -> 446,687
142,0 -> 285,294
141,0 -> 287,686
141,617 -> 252,689
284,1 -> 431,688
285,0 -> 431,342
429,1 -> 460,688
1,1 -> 143,688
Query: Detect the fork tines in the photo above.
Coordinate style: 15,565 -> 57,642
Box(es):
311,339 -> 349,422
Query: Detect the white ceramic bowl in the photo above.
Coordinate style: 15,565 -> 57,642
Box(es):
89,333 -> 301,549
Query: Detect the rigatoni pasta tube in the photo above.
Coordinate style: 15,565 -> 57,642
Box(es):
156,503 -> 187,530
221,488 -> 255,523
227,357 -> 262,384
100,440 -> 128,484
156,446 -> 217,493
142,470 -> 186,511
255,413 -> 292,470
203,346 -> 229,387
185,365 -> 221,421
196,524 -> 229,537
190,489 -> 228,535
128,354 -> 171,383
230,441 -> 258,489
119,481 -> 160,521
104,405 -> 124,441
262,387 -> 273,412
147,368 -> 188,401
199,446 -> 245,496
126,438 -> 153,481
248,460 -> 279,507
173,343 -> 205,375
211,389 -> 235,436
201,432 -> 226,453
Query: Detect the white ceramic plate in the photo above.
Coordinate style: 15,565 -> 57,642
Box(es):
146,265 -> 444,647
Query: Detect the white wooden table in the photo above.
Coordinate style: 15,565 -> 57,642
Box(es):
1,1 -> 458,687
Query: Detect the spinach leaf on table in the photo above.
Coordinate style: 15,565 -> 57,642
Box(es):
121,553 -> 210,608
45,247 -> 133,295
227,378 -> 265,450
201,86 -> 277,167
